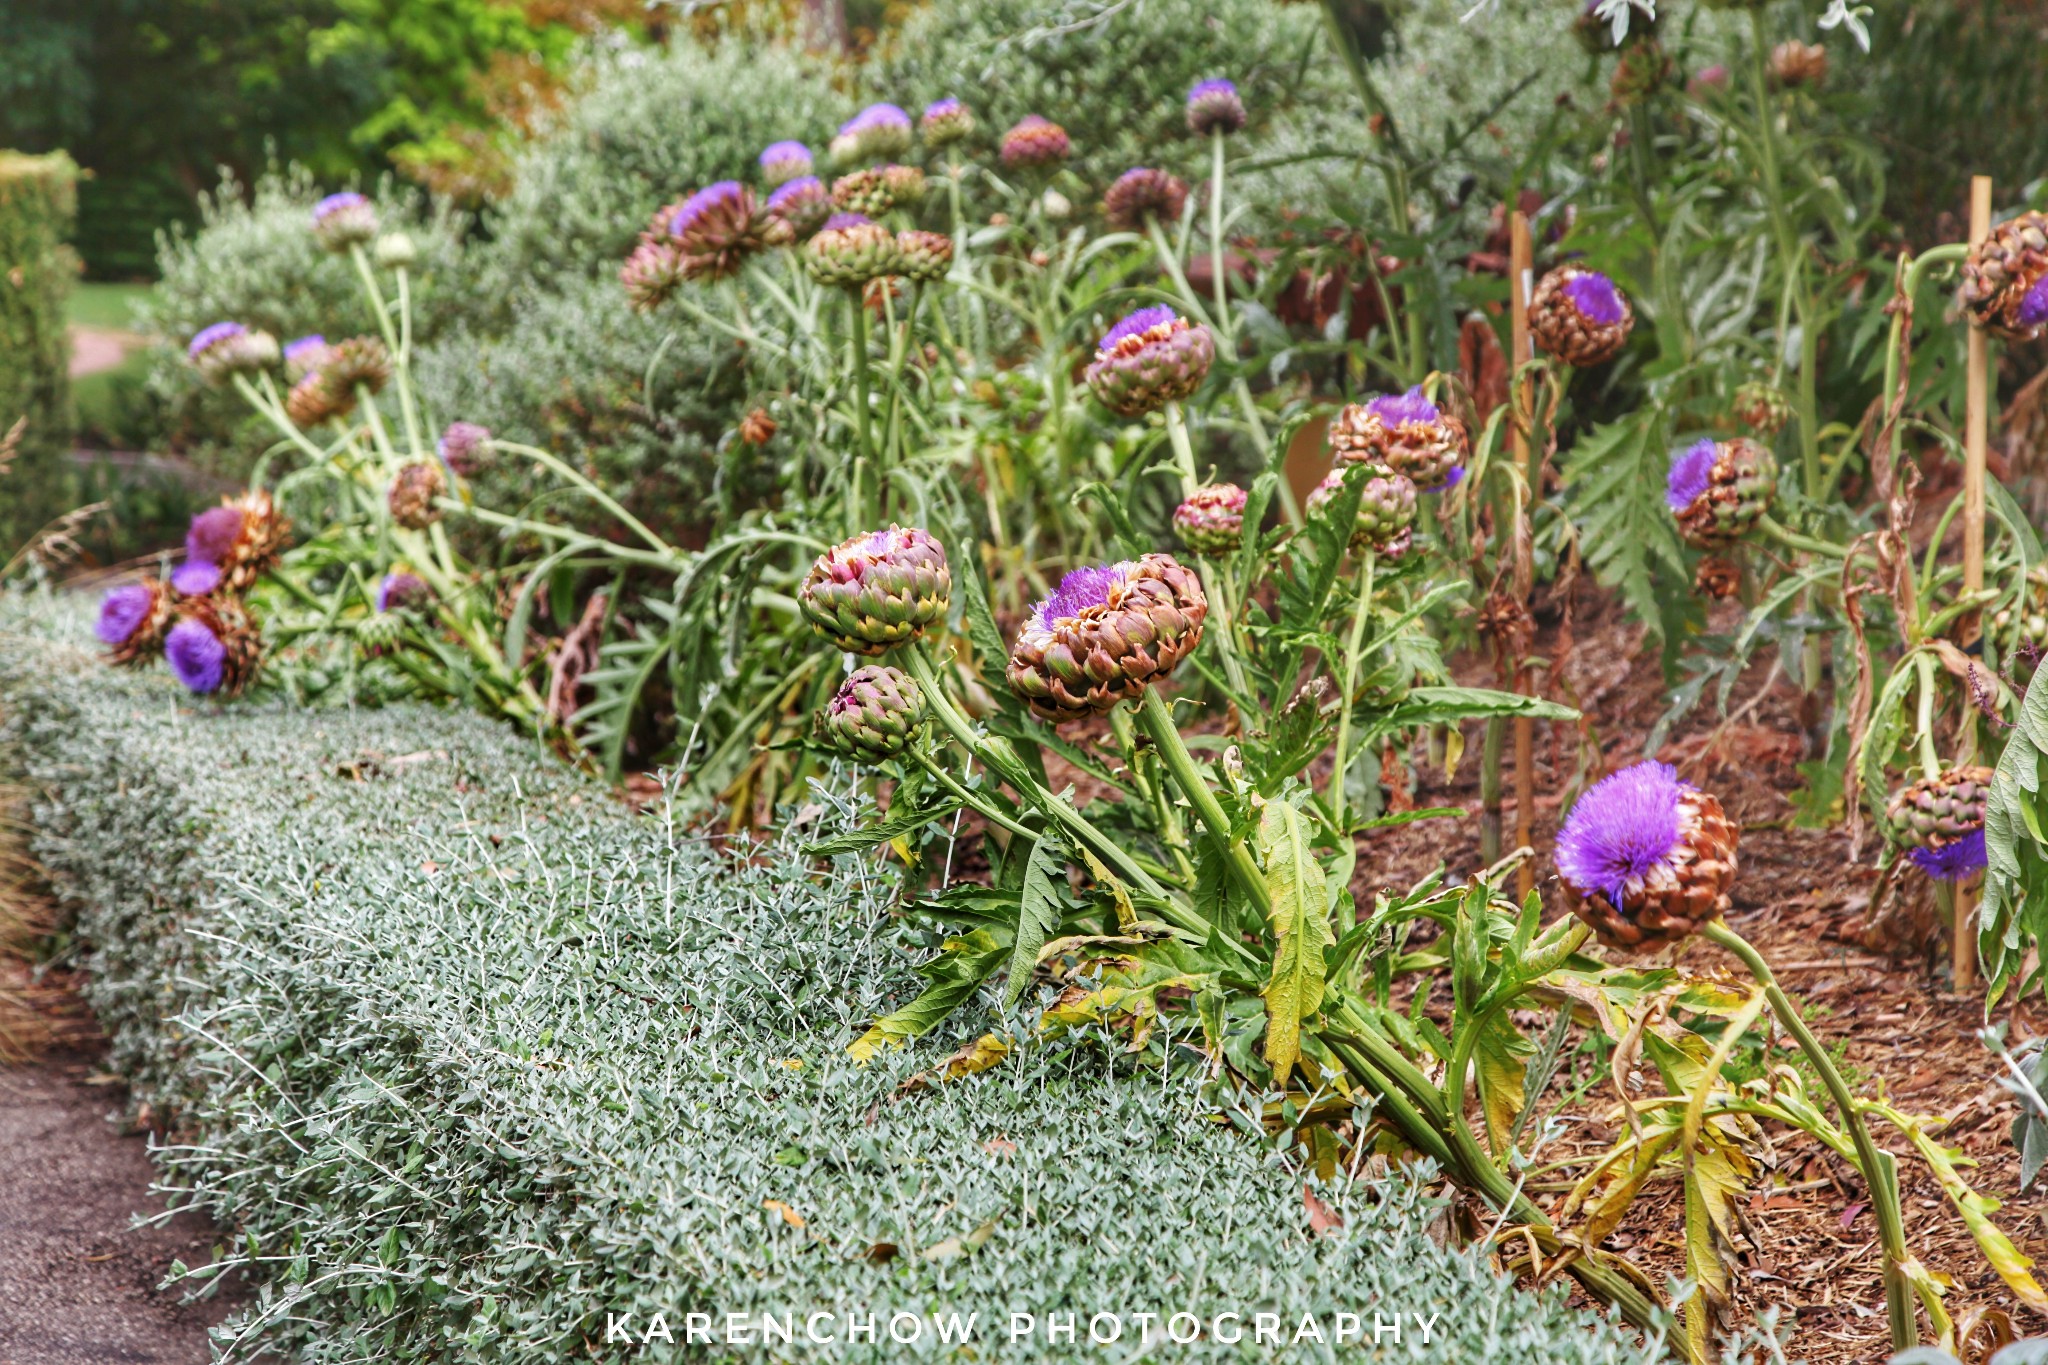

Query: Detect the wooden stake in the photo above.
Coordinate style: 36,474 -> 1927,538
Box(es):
1511,211 -> 1536,899
1958,175 -> 1992,992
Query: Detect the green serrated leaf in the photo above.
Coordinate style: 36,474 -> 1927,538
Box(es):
1004,836 -> 1067,1006
1257,799 -> 1332,1085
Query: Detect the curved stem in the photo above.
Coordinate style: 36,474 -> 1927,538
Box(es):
849,289 -> 875,524
1329,550 -> 1377,832
487,440 -> 678,559
1756,512 -> 1847,560
1914,651 -> 1943,781
1135,687 -> 1267,916
1209,131 -> 1231,345
910,748 -> 1040,840
1163,404 -> 1252,703
1701,919 -> 1919,1353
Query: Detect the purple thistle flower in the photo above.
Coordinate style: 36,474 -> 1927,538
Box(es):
1667,438 -> 1718,511
769,176 -> 824,207
758,140 -> 813,185
821,212 -> 873,232
1187,78 -> 1247,135
1427,465 -> 1466,494
924,97 -> 963,121
1031,563 -> 1130,631
842,103 -> 912,138
669,182 -> 746,238
187,506 -> 245,565
1555,760 -> 1691,908
1367,385 -> 1441,427
96,585 -> 155,645
313,191 -> 369,222
188,322 -> 246,360
283,334 -> 326,365
165,618 -> 227,694
437,420 -> 490,477
1908,828 -> 1987,881
1097,304 -> 1181,356
2019,275 -> 2048,330
170,560 -> 223,597
1563,270 -> 1627,326
376,571 -> 430,613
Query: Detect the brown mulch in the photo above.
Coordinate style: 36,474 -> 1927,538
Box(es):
1346,589 -> 2048,1363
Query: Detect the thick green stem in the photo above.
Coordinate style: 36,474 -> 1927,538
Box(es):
910,748 -> 1040,840
1480,716 -> 1506,864
1328,551 -> 1377,832
1163,404 -> 1252,701
1209,131 -> 1232,343
1756,513 -> 1847,560
489,440 -> 678,559
849,290 -> 875,523
1701,920 -> 1919,1353
1135,687 -> 1268,917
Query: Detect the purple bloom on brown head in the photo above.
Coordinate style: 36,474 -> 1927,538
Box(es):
1187,78 -> 1246,136
165,618 -> 227,693
377,571 -> 431,613
1554,759 -> 1740,948
1563,270 -> 1627,325
1083,306 -> 1215,417
1367,386 -> 1441,427
187,506 -> 245,565
171,560 -> 223,597
1908,828 -> 1987,881
1666,438 -> 1717,511
97,584 -> 155,646
2020,276 -> 2048,331
759,141 -> 813,187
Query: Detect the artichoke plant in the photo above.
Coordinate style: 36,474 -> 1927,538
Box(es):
805,215 -> 903,287
1529,265 -> 1635,367
1555,760 -> 1739,948
1959,210 -> 2048,341
1006,556 -> 1207,724
1172,484 -> 1247,556
817,665 -> 926,763
1328,386 -> 1468,489
1667,437 -> 1777,547
1307,468 -> 1418,555
1082,305 -> 1215,417
798,527 -> 952,656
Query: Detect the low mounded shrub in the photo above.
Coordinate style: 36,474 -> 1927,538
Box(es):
2,598 -> 1666,1363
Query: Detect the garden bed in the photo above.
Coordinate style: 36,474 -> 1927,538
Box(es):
0,597 -> 1658,1363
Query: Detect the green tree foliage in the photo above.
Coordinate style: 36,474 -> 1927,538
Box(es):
0,152 -> 79,553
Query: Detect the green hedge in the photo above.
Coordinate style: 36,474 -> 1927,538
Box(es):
0,598 -> 1665,1363
0,150 -> 78,552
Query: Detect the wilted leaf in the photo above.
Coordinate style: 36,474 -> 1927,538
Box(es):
896,1033 -> 1013,1097
1258,799 -> 1332,1085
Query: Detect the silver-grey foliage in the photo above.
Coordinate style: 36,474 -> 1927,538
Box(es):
2,599 -> 1666,1364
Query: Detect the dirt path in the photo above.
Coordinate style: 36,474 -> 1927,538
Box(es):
0,1051 -> 237,1365
68,328 -> 143,380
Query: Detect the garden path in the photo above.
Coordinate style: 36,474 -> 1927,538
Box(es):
0,1051 -> 235,1365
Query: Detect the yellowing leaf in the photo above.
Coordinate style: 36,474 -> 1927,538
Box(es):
1257,800 -> 1332,1085
761,1199 -> 806,1229
1471,1010 -> 1533,1153
896,1033 -> 1013,1097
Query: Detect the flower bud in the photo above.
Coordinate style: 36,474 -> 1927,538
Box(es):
311,192 -> 378,252
921,97 -> 976,147
437,421 -> 491,477
804,214 -> 903,287
1103,168 -> 1189,231
373,232 -> 417,268
818,664 -> 926,763
1007,557 -> 1207,724
1328,386 -> 1468,489
766,176 -> 833,239
96,580 -> 172,666
1001,115 -> 1070,169
758,140 -> 814,188
1186,78 -> 1246,136
188,322 -> 280,385
799,526 -> 952,655
895,230 -> 954,283
1667,437 -> 1777,548
1173,484 -> 1247,556
388,461 -> 447,530
1529,266 -> 1635,367
1082,305 -> 1215,417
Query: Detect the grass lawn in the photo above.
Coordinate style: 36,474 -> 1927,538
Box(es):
66,281 -> 153,334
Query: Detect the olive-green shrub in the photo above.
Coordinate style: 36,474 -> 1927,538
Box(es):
1,597 -> 1669,1364
0,150 -> 79,552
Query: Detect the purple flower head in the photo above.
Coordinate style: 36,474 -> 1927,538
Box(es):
376,571 -> 430,613
165,618 -> 227,694
669,182 -> 746,238
1187,78 -> 1247,135
1667,438 -> 1718,511
769,176 -> 826,210
842,103 -> 912,138
1908,828 -> 1987,881
186,506 -> 245,564
283,334 -> 326,364
1368,385 -> 1441,427
2019,275 -> 2048,330
925,97 -> 964,122
170,560 -> 223,597
1097,304 -> 1182,356
1427,465 -> 1466,495
1563,270 -> 1627,326
313,191 -> 370,223
1556,760 -> 1690,907
821,212 -> 874,232
188,322 -> 246,360
437,420 -> 490,476
96,585 -> 155,645
1031,563 -> 1129,631
759,141 -> 813,177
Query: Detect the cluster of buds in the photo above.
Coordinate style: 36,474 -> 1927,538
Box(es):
1186,78 -> 1246,136
285,335 -> 390,426
1959,210 -> 2048,341
1103,168 -> 1189,232
1888,766 -> 1993,881
1667,437 -> 1778,547
1307,467 -> 1418,558
817,665 -> 926,763
1328,386 -> 1468,490
1556,760 -> 1740,948
832,104 -> 914,166
1000,116 -> 1070,170
99,576 -> 264,696
921,98 -> 975,148
1731,380 -> 1793,437
188,322 -> 280,386
311,192 -> 378,252
1082,305 -> 1216,417
798,526 -> 952,655
1006,557 -> 1207,724
667,181 -> 787,282
1529,266 -> 1635,367
1173,484 -> 1247,556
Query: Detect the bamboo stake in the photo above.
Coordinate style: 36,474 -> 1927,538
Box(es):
1957,175 -> 1991,992
1511,211 -> 1536,900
